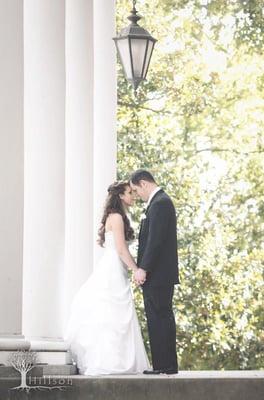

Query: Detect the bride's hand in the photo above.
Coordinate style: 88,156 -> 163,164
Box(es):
134,268 -> 146,286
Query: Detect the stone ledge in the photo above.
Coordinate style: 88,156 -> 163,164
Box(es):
80,370 -> 263,379
0,371 -> 263,400
0,338 -> 30,350
30,340 -> 69,351
0,364 -> 77,377
0,350 -> 72,365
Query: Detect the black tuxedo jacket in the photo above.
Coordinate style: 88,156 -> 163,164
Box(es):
137,189 -> 180,287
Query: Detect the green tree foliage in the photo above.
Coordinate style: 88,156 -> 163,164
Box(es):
116,0 -> 264,370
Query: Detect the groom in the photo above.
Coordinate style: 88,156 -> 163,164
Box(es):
130,169 -> 179,375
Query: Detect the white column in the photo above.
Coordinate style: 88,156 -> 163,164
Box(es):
23,0 -> 66,349
0,0 -> 30,352
0,0 -> 117,363
93,0 -> 117,263
62,0 -> 117,328
62,0 -> 94,328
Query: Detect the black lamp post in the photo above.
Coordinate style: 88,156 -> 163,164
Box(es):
113,0 -> 157,93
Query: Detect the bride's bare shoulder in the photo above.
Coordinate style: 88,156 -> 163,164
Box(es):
107,213 -> 123,221
106,213 -> 123,227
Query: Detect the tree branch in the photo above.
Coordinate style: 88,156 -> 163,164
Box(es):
193,147 -> 264,155
117,101 -> 171,114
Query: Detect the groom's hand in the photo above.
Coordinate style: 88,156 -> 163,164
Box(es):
134,268 -> 147,286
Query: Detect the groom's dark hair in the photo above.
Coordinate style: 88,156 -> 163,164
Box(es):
130,169 -> 156,185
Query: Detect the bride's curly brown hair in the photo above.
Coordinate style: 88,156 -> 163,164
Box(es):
97,181 -> 135,247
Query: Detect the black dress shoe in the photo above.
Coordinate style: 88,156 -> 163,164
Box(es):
143,369 -> 162,375
143,368 -> 178,375
160,368 -> 178,375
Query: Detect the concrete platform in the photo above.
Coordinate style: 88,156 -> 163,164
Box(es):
0,370 -> 263,400
0,364 -> 77,377
0,349 -> 72,366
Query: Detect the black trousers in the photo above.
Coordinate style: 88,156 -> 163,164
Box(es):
142,284 -> 178,370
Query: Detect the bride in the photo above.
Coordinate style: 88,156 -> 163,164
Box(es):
63,181 -> 150,375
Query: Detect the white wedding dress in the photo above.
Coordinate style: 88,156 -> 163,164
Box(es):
63,231 -> 150,375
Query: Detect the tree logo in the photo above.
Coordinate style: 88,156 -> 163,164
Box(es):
7,350 -> 72,393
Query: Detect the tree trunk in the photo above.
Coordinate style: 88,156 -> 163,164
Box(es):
20,371 -> 27,387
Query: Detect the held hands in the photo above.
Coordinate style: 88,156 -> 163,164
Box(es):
133,268 -> 147,286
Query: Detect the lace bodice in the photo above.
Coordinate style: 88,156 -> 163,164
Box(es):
104,230 -> 116,249
104,230 -> 133,249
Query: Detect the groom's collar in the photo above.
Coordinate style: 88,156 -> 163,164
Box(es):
146,186 -> 161,207
146,187 -> 163,209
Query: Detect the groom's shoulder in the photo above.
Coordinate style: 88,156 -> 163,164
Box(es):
152,190 -> 174,209
157,189 -> 172,202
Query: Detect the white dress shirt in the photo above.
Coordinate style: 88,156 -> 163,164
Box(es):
146,186 -> 161,208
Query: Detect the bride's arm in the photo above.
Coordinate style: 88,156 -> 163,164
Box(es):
109,213 -> 137,272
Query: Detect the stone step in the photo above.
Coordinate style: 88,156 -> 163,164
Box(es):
0,349 -> 71,365
0,364 -> 77,377
0,371 -> 263,400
